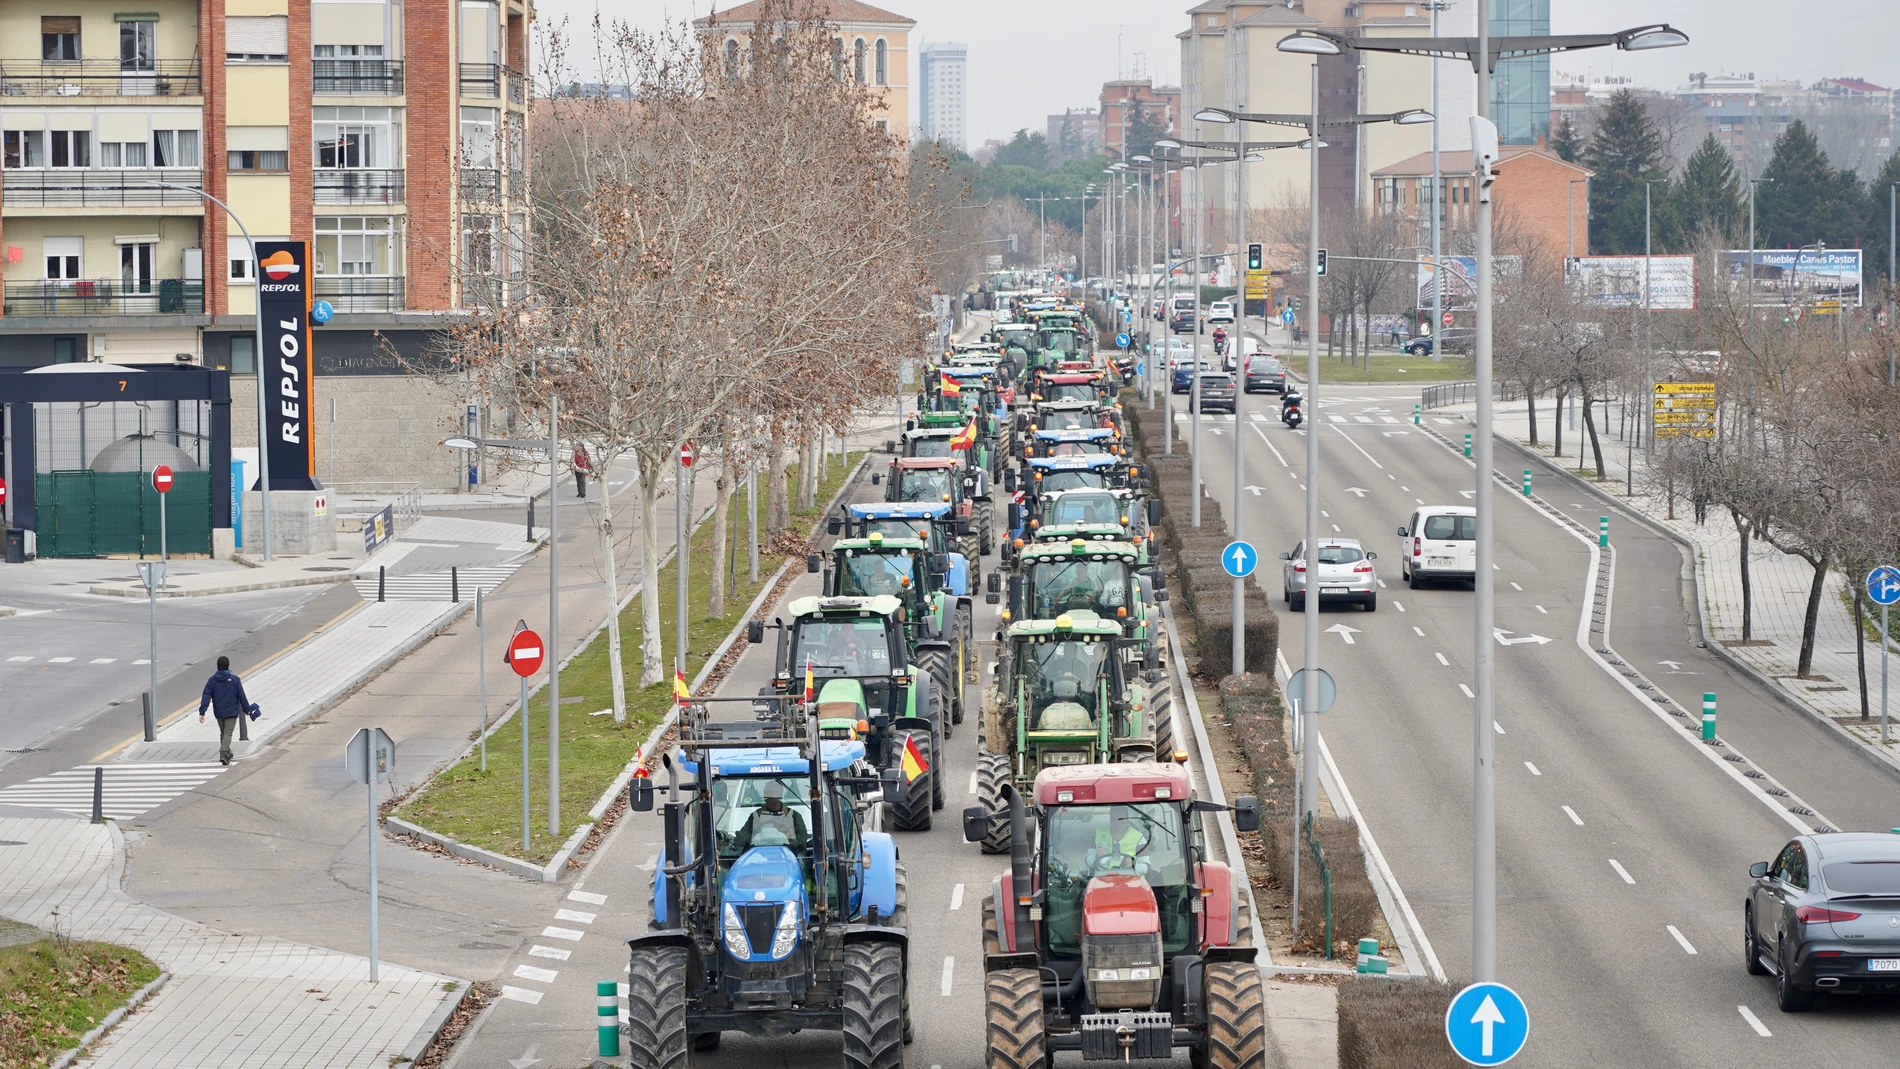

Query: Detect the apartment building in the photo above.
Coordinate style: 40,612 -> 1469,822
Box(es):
919,41 -> 965,151
1099,77 -> 1180,161
1045,108 -> 1102,155
696,0 -> 914,141
1372,145 -> 1591,260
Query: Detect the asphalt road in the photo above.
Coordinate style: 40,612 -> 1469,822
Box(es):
1176,379 -> 1900,1065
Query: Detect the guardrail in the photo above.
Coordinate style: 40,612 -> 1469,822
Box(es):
314,168 -> 404,204
313,59 -> 404,95
1421,379 -> 1531,410
2,279 -> 202,317
1,168 -> 204,208
327,482 -> 421,533
0,58 -> 200,96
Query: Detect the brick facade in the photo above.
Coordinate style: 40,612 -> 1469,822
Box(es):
405,0 -> 455,310
203,0 -> 229,317
289,0 -> 313,247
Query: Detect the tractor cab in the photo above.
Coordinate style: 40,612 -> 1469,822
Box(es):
1010,539 -> 1148,632
991,613 -> 1148,767
1032,371 -> 1112,406
833,501 -> 970,587
1025,427 -> 1118,459
1028,399 -> 1108,433
886,456 -> 993,556
898,426 -> 960,461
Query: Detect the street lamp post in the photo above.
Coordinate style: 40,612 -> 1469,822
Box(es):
1275,10 -> 1689,986
1644,177 -> 1665,459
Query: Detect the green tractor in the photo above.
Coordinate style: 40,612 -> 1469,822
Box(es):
750,594 -> 946,832
884,456 -> 993,559
973,612 -> 1167,853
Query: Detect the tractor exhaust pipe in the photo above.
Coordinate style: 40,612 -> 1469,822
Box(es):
1003,783 -> 1032,953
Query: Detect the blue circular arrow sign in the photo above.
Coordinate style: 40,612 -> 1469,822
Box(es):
1115,332 -> 1132,349
1280,307 -> 1295,325
1868,565 -> 1900,607
1221,540 -> 1257,579
1445,982 -> 1528,1065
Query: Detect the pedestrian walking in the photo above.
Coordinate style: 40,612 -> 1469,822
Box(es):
572,443 -> 592,500
198,655 -> 255,766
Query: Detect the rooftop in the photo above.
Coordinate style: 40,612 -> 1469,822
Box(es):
695,0 -> 917,29
1372,146 -> 1592,179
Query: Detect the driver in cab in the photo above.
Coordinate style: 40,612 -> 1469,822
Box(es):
733,781 -> 809,855
1084,807 -> 1152,877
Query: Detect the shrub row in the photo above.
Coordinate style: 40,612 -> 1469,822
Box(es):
1335,976 -> 1461,1069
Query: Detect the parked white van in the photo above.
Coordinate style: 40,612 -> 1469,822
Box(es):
1396,506 -> 1477,587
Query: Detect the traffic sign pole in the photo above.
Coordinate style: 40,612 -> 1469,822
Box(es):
476,588 -> 487,773
1869,567 -> 1900,745
508,625 -> 544,849
152,465 -> 173,562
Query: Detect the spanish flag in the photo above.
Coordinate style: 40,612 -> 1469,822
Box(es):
673,667 -> 690,705
803,659 -> 815,704
949,419 -> 978,451
939,371 -> 962,396
901,733 -> 931,782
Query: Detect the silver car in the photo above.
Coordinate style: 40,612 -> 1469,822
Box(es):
1746,832 -> 1900,1011
1279,538 -> 1377,612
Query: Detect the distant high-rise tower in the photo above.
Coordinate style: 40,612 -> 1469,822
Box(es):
1491,0 -> 1550,145
919,42 -> 968,151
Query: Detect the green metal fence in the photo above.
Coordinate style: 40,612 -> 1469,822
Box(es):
35,470 -> 212,558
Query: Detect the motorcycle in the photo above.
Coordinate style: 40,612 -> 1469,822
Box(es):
1281,390 -> 1304,429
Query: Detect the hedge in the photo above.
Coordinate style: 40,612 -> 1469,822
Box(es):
1336,976 -> 1461,1069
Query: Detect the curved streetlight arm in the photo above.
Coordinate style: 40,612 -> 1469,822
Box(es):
143,180 -> 273,561
1315,24 -> 1688,72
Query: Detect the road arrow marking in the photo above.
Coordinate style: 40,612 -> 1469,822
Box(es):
1382,430 -> 1411,436
1658,660 -> 1684,670
1471,995 -> 1506,1057
1245,485 -> 1265,496
1493,629 -> 1552,646
1326,623 -> 1361,645
510,1045 -> 543,1068
1344,487 -> 1369,497
1458,490 -> 1476,499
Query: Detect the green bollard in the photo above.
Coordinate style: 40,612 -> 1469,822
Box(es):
1599,516 -> 1610,548
1413,403 -> 1421,425
1464,433 -> 1473,457
1523,468 -> 1532,496
1702,692 -> 1717,741
597,980 -> 620,1056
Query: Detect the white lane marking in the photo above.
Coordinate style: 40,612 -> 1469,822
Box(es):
941,956 -> 955,996
1525,762 -> 1541,776
1413,626 -> 1425,637
514,963 -> 559,983
968,770 -> 979,795
950,884 -> 965,911
1667,926 -> 1698,955
1248,424 -> 1291,467
1510,582 -> 1523,591
1434,652 -> 1449,666
1458,683 -> 1475,699
569,890 -> 607,905
1321,510 -> 1330,519
1327,414 -> 1346,424
1535,605 -> 1548,614
1389,473 -> 1397,479
1435,418 -> 1455,425
541,926 -> 585,941
500,986 -> 545,1005
1377,579 -> 1388,588
133,659 -> 151,665
1400,486 -> 1410,492
6,656 -> 31,662
1354,415 -> 1374,424
1493,721 -> 1506,735
1393,601 -> 1405,612
529,945 -> 571,961
1415,498 -> 1425,505
555,909 -> 596,923
48,657 -> 74,664
1331,524 -> 1341,533
90,658 -> 116,664
1608,859 -> 1636,884
1562,806 -> 1584,826
1738,1006 -> 1772,1037
1330,423 -> 1385,468
1381,416 -> 1399,424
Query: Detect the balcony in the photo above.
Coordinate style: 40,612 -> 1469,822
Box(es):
460,63 -> 523,100
1,168 -> 204,208
314,168 -> 405,204
460,168 -> 500,202
3,279 -> 203,317
0,59 -> 201,97
315,276 -> 405,313
507,67 -> 525,105
313,59 -> 404,95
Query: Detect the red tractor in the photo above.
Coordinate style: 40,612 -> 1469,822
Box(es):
963,763 -> 1266,1068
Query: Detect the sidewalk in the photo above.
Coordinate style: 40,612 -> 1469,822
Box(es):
1442,393 -> 1900,767
0,810 -> 461,1069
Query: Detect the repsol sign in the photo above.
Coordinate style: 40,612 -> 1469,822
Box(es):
255,241 -> 322,491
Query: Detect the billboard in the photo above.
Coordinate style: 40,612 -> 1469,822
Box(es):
1416,255 -> 1522,311
1722,249 -> 1862,308
1569,255 -> 1698,310
255,240 -> 321,490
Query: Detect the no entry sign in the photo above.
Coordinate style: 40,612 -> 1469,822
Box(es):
1442,311 -> 1455,327
152,465 -> 174,494
0,476 -> 7,506
507,628 -> 545,677
679,441 -> 697,468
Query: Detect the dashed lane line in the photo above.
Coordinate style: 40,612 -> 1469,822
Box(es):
1609,859 -> 1636,884
941,957 -> 955,996
1562,806 -> 1584,826
529,945 -> 571,961
514,964 -> 559,983
1434,652 -> 1449,666
950,884 -> 964,911
1738,1006 -> 1772,1037
1525,762 -> 1541,776
1667,926 -> 1698,955
569,890 -> 608,905
541,926 -> 584,941
500,986 -> 544,1005
554,909 -> 596,924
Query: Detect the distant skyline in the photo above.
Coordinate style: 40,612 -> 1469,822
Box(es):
543,1 -> 1897,147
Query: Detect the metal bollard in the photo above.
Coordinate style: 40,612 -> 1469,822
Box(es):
1523,468 -> 1533,497
526,498 -> 536,542
597,980 -> 620,1056
92,766 -> 104,824
1464,433 -> 1473,457
1599,516 -> 1610,548
451,566 -> 460,603
1412,403 -> 1421,425
1355,936 -> 1388,975
141,691 -> 156,742
378,565 -> 386,602
1702,692 -> 1717,741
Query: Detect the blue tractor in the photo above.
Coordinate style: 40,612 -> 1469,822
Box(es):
627,695 -> 911,1067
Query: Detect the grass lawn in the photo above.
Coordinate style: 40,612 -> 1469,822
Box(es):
0,939 -> 160,1067
394,451 -> 864,863
1291,350 -> 1473,384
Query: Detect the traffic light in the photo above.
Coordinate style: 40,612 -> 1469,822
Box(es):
1315,249 -> 1328,277
1247,243 -> 1262,271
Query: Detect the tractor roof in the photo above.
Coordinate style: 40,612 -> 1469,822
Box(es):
1034,761 -> 1192,806
835,533 -> 927,552
1029,455 -> 1120,471
847,502 -> 952,520
1003,612 -> 1122,639
682,738 -> 865,777
1035,399 -> 1097,411
1034,427 -> 1114,441
1019,538 -> 1140,562
905,427 -> 958,439
895,457 -> 961,471
1041,373 -> 1100,385
786,594 -> 904,619
940,367 -> 992,379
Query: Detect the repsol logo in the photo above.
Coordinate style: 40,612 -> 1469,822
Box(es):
260,284 -> 301,293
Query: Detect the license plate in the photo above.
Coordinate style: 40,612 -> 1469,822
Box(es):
1429,557 -> 1454,566
1322,586 -> 1350,594
1869,959 -> 1900,972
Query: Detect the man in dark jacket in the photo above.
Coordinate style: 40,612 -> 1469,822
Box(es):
199,656 -> 253,765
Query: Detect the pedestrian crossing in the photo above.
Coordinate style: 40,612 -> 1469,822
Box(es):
0,763 -> 226,820
350,563 -> 523,602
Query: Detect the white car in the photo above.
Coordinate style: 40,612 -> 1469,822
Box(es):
1206,301 -> 1236,324
1396,506 -> 1477,587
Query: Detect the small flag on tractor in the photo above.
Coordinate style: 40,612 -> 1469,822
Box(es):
949,419 -> 977,451
938,371 -> 962,396
673,668 -> 690,705
901,733 -> 931,782
804,659 -> 815,704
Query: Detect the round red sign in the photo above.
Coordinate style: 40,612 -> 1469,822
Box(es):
1442,312 -> 1455,327
152,465 -> 174,494
507,628 -> 545,678
679,441 -> 697,468
0,476 -> 7,506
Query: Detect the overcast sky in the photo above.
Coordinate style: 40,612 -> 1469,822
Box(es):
554,1 -> 1897,146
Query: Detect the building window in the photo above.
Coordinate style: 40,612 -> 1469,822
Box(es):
44,237 -> 82,280
316,216 -> 398,276
316,106 -> 399,168
53,336 -> 82,364
42,16 -> 80,61
725,38 -> 740,79
3,130 -> 45,168
228,235 -> 289,282
49,129 -> 89,168
507,213 -> 526,278
228,335 -> 256,374
121,17 -> 156,70
831,37 -> 844,81
153,129 -> 199,167
100,141 -> 147,167
853,38 -> 866,85
461,213 -> 498,277
460,106 -> 497,168
874,118 -> 888,133
228,149 -> 288,171
874,39 -> 887,85
226,15 -> 288,62
314,44 -> 383,59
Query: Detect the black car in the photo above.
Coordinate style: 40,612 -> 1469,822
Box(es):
1404,328 -> 1474,357
1243,355 -> 1286,393
1195,372 -> 1237,414
1745,832 -> 1900,1011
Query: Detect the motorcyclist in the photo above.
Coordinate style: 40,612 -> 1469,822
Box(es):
1281,388 -> 1304,425
1211,326 -> 1228,355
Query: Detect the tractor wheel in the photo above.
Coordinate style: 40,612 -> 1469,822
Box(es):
955,608 -> 976,722
983,969 -> 1047,1069
960,531 -> 981,565
931,728 -> 946,811
888,731 -> 933,832
883,865 -> 913,1044
976,750 -> 1013,854
625,945 -> 689,1069
917,648 -> 957,731
842,942 -> 906,1069
1154,698 -> 1177,761
980,894 -> 1001,956
977,502 -> 996,555
1197,962 -> 1268,1069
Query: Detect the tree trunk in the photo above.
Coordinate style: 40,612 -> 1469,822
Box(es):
1583,398 -> 1606,478
1735,514 -> 1754,641
768,440 -> 791,531
637,457 -> 666,686
600,509 -> 627,722
1797,554 -> 1828,679
1552,389 -> 1564,459
1525,382 -> 1538,447
1856,583 -> 1870,719
709,457 -> 733,618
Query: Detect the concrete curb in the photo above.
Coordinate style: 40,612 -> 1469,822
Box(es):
395,980 -> 473,1067
87,572 -> 350,598
385,816 -> 548,882
1489,427 -> 1900,786
47,970 -> 171,1069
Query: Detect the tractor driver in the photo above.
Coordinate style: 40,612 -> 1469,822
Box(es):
1084,806 -> 1154,877
733,781 -> 810,855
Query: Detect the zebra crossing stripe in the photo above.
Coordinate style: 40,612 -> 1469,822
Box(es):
0,763 -> 226,819
349,564 -> 523,601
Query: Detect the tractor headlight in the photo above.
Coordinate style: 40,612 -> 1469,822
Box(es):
723,903 -> 750,958
770,901 -> 801,959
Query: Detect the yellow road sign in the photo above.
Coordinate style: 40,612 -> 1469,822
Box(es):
1653,382 -> 1716,395
1652,411 -> 1716,424
1245,269 -> 1270,301
1654,426 -> 1716,439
